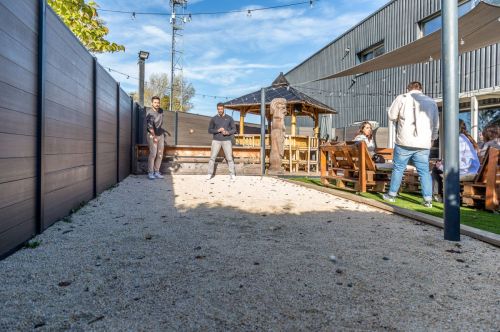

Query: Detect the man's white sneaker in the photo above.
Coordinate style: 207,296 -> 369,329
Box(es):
154,172 -> 164,179
148,173 -> 155,180
205,174 -> 212,180
381,193 -> 396,203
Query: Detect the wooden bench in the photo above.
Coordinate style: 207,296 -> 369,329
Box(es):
136,144 -> 261,163
462,147 -> 499,211
320,141 -> 392,193
134,144 -> 262,175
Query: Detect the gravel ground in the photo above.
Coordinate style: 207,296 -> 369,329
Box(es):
0,174 -> 499,331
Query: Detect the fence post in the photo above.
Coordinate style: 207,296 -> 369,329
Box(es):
130,99 -> 135,174
116,83 -> 120,183
92,57 -> 98,197
36,0 -> 47,233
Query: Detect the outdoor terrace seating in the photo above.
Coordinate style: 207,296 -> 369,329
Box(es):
462,147 -> 500,211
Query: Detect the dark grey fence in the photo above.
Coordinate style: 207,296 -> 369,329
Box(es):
0,0 -> 133,258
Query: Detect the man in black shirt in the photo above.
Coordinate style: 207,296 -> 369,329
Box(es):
207,103 -> 236,180
146,96 -> 166,180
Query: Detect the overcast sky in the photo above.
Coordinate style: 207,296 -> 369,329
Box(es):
96,0 -> 389,122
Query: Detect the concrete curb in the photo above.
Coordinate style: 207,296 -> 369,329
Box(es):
276,177 -> 500,248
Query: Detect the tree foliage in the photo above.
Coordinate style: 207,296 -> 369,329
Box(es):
48,0 -> 125,53
136,73 -> 195,112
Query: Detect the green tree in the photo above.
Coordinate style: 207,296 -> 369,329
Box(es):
134,73 -> 195,112
48,0 -> 125,53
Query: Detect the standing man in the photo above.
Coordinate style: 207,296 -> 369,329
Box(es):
207,102 -> 236,180
382,81 -> 439,207
146,96 -> 166,180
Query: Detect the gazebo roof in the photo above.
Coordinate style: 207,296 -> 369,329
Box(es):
224,73 -> 337,116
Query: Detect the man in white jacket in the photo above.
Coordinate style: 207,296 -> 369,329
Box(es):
383,81 -> 439,207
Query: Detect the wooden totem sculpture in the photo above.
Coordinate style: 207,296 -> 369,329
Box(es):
269,98 -> 287,173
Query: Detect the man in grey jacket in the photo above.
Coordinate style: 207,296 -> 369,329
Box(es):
206,103 -> 236,180
382,81 -> 439,207
146,96 -> 166,180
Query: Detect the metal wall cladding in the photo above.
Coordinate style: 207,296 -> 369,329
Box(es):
285,0 -> 500,128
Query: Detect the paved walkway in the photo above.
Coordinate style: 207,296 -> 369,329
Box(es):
0,175 -> 499,331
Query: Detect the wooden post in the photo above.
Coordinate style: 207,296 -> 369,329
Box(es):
239,110 -> 246,135
307,136 -> 311,174
266,113 -> 272,137
313,113 -> 319,139
359,140 -> 367,193
471,95 -> 479,142
485,148 -> 499,211
291,107 -> 297,136
320,146 -> 327,184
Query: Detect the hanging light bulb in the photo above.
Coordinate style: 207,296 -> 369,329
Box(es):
310,0 -> 314,8
247,9 -> 252,17
131,12 -> 136,20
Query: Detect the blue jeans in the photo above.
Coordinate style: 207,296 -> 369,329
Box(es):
388,145 -> 432,201
207,140 -> 235,176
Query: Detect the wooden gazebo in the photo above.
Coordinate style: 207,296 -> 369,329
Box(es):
224,73 -> 336,138
224,73 -> 336,173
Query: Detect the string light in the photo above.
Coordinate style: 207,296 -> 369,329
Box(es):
97,0 -> 318,20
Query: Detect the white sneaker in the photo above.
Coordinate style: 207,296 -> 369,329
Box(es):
230,174 -> 236,181
205,174 -> 212,180
148,173 -> 155,180
154,172 -> 164,179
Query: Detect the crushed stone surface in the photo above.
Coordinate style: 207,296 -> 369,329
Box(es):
0,175 -> 499,331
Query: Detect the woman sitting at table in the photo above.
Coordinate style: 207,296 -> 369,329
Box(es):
431,119 -> 480,202
353,121 -> 375,156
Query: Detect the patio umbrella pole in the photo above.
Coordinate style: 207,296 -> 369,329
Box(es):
261,88 -> 266,176
442,0 -> 460,241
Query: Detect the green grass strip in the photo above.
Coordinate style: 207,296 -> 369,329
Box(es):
289,177 -> 500,235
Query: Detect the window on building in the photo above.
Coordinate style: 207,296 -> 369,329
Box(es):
357,41 -> 385,63
478,108 -> 500,143
419,0 -> 474,37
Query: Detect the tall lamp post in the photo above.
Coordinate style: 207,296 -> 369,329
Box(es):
138,50 -> 149,107
442,0 -> 460,241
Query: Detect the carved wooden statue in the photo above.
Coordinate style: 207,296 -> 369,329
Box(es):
269,98 -> 287,173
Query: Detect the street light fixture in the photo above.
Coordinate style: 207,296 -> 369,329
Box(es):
138,50 -> 149,107
138,50 -> 150,60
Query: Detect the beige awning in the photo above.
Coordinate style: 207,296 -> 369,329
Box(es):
316,2 -> 500,81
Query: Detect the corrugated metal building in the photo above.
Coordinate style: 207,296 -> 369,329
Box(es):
284,0 -> 500,138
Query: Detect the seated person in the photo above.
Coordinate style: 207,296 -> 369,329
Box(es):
353,121 -> 375,156
479,121 -> 500,159
431,120 -> 480,202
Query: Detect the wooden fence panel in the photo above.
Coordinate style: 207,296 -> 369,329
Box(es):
0,2 -> 133,258
0,0 -> 37,256
96,65 -> 118,193
119,90 -> 131,181
42,9 -> 94,228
